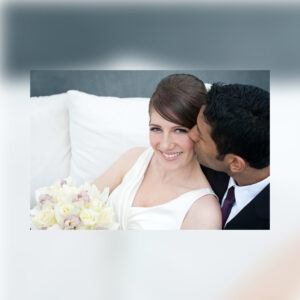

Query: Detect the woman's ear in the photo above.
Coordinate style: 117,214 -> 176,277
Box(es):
224,154 -> 246,173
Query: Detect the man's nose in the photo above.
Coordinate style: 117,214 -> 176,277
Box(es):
188,125 -> 200,142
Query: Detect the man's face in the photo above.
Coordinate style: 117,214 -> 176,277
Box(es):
188,106 -> 227,172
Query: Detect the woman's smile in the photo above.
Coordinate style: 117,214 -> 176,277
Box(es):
160,151 -> 183,161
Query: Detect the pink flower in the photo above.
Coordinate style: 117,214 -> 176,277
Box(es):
95,226 -> 107,230
77,191 -> 91,203
64,215 -> 81,230
60,179 -> 67,186
39,194 -> 53,205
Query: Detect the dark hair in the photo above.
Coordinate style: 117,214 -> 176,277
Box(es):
149,74 -> 207,129
204,83 -> 270,169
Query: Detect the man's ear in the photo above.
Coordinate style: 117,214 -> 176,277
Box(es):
224,154 -> 246,173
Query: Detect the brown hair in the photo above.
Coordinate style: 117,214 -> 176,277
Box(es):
149,74 -> 207,129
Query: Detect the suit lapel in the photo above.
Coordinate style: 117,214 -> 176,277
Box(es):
225,184 -> 270,230
201,164 -> 270,230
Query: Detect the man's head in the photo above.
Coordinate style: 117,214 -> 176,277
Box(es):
189,83 -> 270,176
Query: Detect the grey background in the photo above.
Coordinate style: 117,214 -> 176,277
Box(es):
30,70 -> 269,97
5,6 -> 300,77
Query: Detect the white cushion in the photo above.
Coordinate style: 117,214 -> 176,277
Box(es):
205,83 -> 212,91
30,93 -> 71,206
67,90 -> 150,185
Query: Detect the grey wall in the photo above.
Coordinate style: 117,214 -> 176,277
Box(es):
6,6 -> 300,77
30,70 -> 269,97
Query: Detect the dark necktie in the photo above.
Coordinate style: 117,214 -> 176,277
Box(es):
221,186 -> 235,228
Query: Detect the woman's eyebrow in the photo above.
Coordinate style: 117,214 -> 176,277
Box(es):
172,125 -> 188,129
149,123 -> 187,129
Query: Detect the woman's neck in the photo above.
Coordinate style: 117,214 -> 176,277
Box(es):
150,155 -> 201,184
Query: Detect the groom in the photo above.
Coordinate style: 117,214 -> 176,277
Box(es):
189,83 -> 270,230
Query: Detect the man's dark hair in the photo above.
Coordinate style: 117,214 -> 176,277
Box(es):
204,83 -> 270,169
149,74 -> 207,129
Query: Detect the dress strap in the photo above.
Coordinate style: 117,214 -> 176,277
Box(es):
162,187 -> 217,209
174,187 -> 218,229
118,147 -> 154,229
181,187 -> 217,201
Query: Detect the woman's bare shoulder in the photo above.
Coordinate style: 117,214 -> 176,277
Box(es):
181,194 -> 222,230
93,147 -> 147,193
121,147 -> 147,169
123,146 -> 147,157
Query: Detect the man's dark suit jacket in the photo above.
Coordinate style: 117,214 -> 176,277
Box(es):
201,166 -> 270,230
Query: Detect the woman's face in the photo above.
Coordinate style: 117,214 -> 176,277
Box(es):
149,109 -> 195,170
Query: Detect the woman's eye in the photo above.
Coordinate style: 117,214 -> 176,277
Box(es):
150,127 -> 161,132
175,128 -> 188,133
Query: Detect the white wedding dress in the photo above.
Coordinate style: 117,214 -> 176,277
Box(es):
108,147 -> 216,230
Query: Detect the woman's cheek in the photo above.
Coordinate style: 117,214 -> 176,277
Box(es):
181,135 -> 195,151
149,132 -> 159,147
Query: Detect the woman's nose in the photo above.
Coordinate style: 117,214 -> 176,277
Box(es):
160,133 -> 174,150
188,125 -> 200,142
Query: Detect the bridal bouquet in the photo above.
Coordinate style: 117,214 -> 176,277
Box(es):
30,177 -> 119,230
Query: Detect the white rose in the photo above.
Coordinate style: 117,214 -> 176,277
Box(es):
80,209 -> 100,227
52,186 -> 77,203
89,199 -> 103,211
97,207 -> 118,229
31,207 -> 56,229
54,202 -> 80,225
78,184 -> 109,203
72,199 -> 85,210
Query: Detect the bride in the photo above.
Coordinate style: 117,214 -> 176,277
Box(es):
94,74 -> 222,230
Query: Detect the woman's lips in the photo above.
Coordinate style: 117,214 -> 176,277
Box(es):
160,151 -> 182,161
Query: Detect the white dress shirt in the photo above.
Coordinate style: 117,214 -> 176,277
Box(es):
221,176 -> 270,226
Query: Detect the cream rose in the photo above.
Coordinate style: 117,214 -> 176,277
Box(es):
55,202 -> 80,225
98,207 -> 119,229
31,208 -> 56,229
80,209 -> 100,227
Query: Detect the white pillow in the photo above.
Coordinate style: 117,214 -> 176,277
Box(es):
30,93 -> 71,207
67,90 -> 150,185
205,83 -> 212,91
